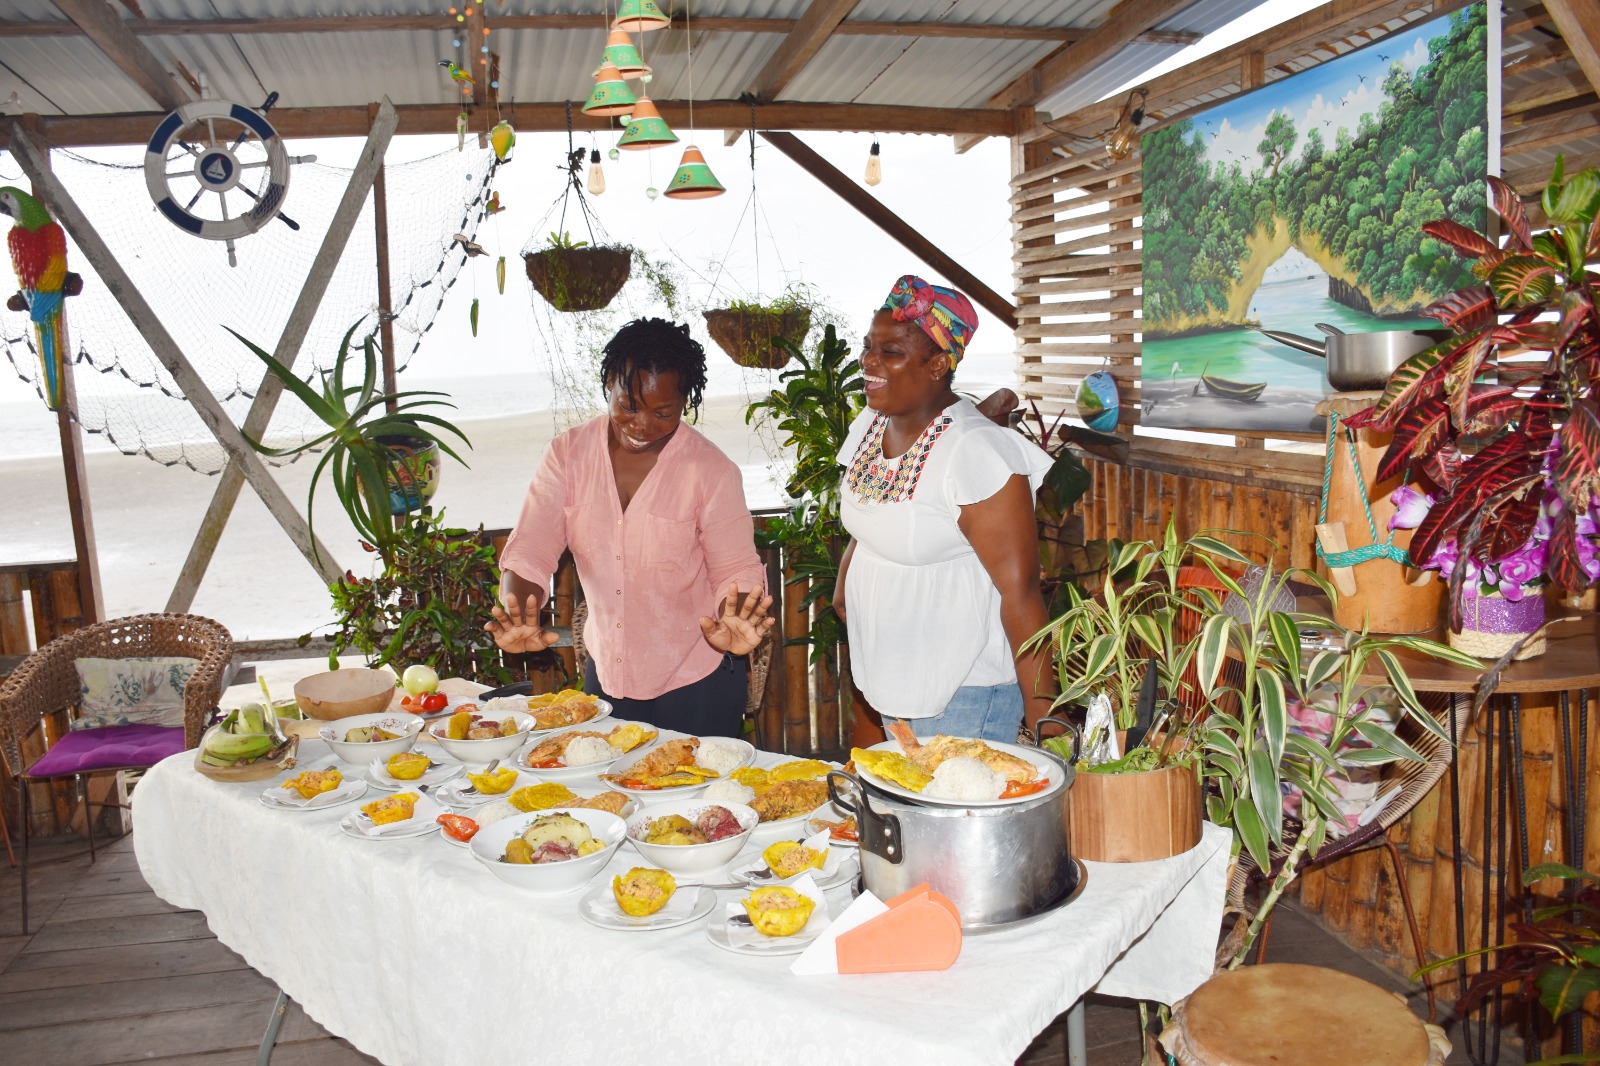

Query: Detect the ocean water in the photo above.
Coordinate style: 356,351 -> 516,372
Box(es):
1142,275 -> 1435,432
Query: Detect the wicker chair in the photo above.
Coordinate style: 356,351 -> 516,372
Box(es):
0,613 -> 233,933
571,600 -> 774,724
1218,689 -> 1464,1019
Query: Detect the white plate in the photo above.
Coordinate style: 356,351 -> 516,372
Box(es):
578,883 -> 716,931
705,902 -> 830,957
730,851 -> 857,891
856,737 -> 1061,808
259,777 -> 368,811
410,693 -> 489,720
365,756 -> 463,791
473,788 -> 640,828
804,802 -> 859,848
338,812 -> 441,840
517,697 -> 613,739
602,735 -> 756,799
432,769 -> 538,808
514,719 -> 658,779
742,756 -> 840,834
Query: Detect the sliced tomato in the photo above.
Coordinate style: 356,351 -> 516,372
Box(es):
524,758 -> 563,769
399,694 -> 418,709
421,692 -> 449,712
829,824 -> 859,843
999,778 -> 1051,799
437,813 -> 479,842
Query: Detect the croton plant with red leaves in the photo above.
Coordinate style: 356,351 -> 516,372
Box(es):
1346,157 -> 1600,625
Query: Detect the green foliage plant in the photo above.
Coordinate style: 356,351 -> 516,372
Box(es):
1417,863 -> 1600,1064
328,510 -> 514,684
1345,156 -> 1600,613
1190,556 -> 1483,966
236,319 -> 470,566
745,323 -> 863,661
1014,401 -> 1103,615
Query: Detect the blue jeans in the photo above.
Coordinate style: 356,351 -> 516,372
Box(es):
887,682 -> 1023,744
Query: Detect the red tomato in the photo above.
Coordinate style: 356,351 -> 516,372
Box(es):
399,694 -> 417,708
437,814 -> 479,842
999,778 -> 1051,799
421,692 -> 449,712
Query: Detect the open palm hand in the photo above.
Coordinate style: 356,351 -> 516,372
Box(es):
699,583 -> 776,656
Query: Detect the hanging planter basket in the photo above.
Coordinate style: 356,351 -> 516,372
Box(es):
703,307 -> 810,369
523,245 -> 633,312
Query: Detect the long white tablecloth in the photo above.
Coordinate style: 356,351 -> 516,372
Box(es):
133,739 -> 1228,1066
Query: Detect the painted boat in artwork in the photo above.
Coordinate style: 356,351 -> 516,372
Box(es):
1197,374 -> 1267,402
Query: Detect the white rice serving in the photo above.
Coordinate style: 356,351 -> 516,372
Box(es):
483,696 -> 530,713
695,739 -> 746,776
563,735 -> 622,767
922,757 -> 1004,801
701,778 -> 756,805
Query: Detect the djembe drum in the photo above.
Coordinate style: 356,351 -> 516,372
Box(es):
1160,964 -> 1450,1066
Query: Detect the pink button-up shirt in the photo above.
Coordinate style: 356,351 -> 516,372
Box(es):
500,415 -> 765,700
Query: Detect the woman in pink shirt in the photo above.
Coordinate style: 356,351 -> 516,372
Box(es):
486,318 -> 773,736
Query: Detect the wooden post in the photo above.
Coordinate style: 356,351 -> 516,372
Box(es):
371,103 -> 399,412
7,123 -> 346,590
783,555 -> 811,756
52,351 -> 102,624
163,98 -> 399,612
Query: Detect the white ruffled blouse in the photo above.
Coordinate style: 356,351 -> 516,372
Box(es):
837,397 -> 1053,719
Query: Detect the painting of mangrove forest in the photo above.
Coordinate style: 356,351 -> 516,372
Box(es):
1140,3 -> 1493,433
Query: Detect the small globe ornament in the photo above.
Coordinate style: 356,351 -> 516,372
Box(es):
1076,370 -> 1120,432
645,186 -> 659,200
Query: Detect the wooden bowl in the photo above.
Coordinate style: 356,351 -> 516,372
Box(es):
293,668 -> 397,721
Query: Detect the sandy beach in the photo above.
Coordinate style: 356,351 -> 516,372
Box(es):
2,395 -> 793,643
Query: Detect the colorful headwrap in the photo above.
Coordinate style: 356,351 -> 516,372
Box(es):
880,275 -> 977,368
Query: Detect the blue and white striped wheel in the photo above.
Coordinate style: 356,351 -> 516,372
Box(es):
143,100 -> 290,242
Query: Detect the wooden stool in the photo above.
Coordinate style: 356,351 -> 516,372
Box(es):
1160,964 -> 1450,1066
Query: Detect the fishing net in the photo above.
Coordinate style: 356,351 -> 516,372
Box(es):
0,144 -> 499,473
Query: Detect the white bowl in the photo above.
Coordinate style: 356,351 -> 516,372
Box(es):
470,808 -> 626,894
318,712 -> 425,765
430,709 -> 537,765
624,799 -> 758,876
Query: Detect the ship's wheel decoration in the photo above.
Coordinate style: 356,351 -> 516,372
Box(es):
143,93 -> 311,266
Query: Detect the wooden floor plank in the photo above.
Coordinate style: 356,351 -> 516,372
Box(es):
0,935 -> 28,973
127,1036 -> 382,1066
49,892 -> 185,923
0,966 -> 277,1031
20,909 -> 213,954
0,937 -> 249,993
0,996 -> 329,1065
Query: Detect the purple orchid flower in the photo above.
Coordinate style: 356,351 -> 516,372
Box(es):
1388,485 -> 1433,531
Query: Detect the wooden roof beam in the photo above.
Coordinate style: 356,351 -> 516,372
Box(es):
954,0 -> 1195,153
1544,0 -> 1600,100
759,130 -> 1016,329
747,0 -> 862,102
50,0 -> 194,112
0,99 -> 1015,148
0,14 -> 1202,44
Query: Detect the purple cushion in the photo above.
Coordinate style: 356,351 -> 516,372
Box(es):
27,724 -> 185,777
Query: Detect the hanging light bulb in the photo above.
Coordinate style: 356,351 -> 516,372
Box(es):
864,139 -> 882,186
664,145 -> 724,199
588,148 -> 606,195
1102,87 -> 1148,161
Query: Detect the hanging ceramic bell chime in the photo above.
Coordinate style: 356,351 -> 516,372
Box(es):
665,145 -> 724,199
583,64 -> 638,117
616,98 -> 677,150
595,30 -> 652,80
613,0 -> 671,33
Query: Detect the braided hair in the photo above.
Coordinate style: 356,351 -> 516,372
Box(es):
599,317 -> 708,418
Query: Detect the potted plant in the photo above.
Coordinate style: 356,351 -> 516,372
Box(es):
1346,157 -> 1600,656
1033,523 -> 1249,863
1188,558 -> 1483,966
236,320 -> 509,682
746,324 -> 864,741
704,288 -> 812,369
1014,401 -> 1107,615
523,230 -> 633,313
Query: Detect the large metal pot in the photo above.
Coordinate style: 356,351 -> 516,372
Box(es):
826,746 -> 1080,932
1255,325 -> 1449,391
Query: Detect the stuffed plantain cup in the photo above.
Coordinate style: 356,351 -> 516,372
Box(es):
613,867 -> 677,916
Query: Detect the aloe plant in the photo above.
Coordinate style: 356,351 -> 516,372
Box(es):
234,318 -> 470,565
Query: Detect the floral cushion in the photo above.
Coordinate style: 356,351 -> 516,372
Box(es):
72,656 -> 200,730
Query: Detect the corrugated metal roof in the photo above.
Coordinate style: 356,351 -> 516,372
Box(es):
0,0 -> 1271,124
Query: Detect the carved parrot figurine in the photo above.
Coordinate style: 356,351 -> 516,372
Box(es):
439,60 -> 475,85
0,186 -> 69,410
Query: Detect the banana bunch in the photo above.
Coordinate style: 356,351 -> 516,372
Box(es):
199,704 -> 286,768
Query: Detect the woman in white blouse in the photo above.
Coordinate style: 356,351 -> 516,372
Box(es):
834,275 -> 1055,743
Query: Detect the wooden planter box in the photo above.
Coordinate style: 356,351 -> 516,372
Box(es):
703,308 -> 809,369
1069,759 -> 1203,863
523,246 -> 632,312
